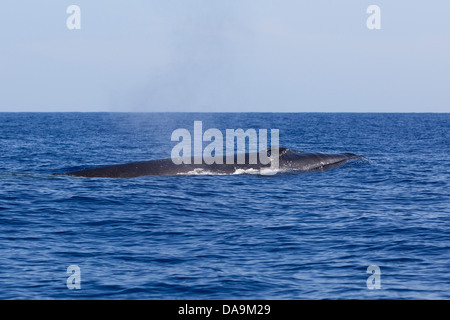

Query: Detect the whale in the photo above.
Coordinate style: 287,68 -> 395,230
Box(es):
53,148 -> 363,178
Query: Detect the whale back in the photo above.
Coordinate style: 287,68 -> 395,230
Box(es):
276,148 -> 361,171
54,147 -> 362,177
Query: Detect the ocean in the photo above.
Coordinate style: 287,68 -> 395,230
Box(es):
0,112 -> 448,299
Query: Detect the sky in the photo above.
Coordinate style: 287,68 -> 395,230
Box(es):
0,0 -> 449,112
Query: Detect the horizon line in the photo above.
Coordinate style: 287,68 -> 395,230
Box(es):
0,111 -> 449,114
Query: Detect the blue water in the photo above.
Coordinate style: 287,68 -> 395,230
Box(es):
0,113 -> 449,299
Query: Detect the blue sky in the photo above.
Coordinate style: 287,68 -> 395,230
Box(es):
0,0 -> 449,112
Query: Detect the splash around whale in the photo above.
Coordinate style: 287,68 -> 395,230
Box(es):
53,147 -> 364,178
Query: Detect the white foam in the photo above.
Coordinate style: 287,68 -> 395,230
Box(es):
176,167 -> 283,176
232,168 -> 260,175
177,168 -> 218,175
259,167 -> 283,175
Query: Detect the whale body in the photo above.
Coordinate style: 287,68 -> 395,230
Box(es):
54,148 -> 362,178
